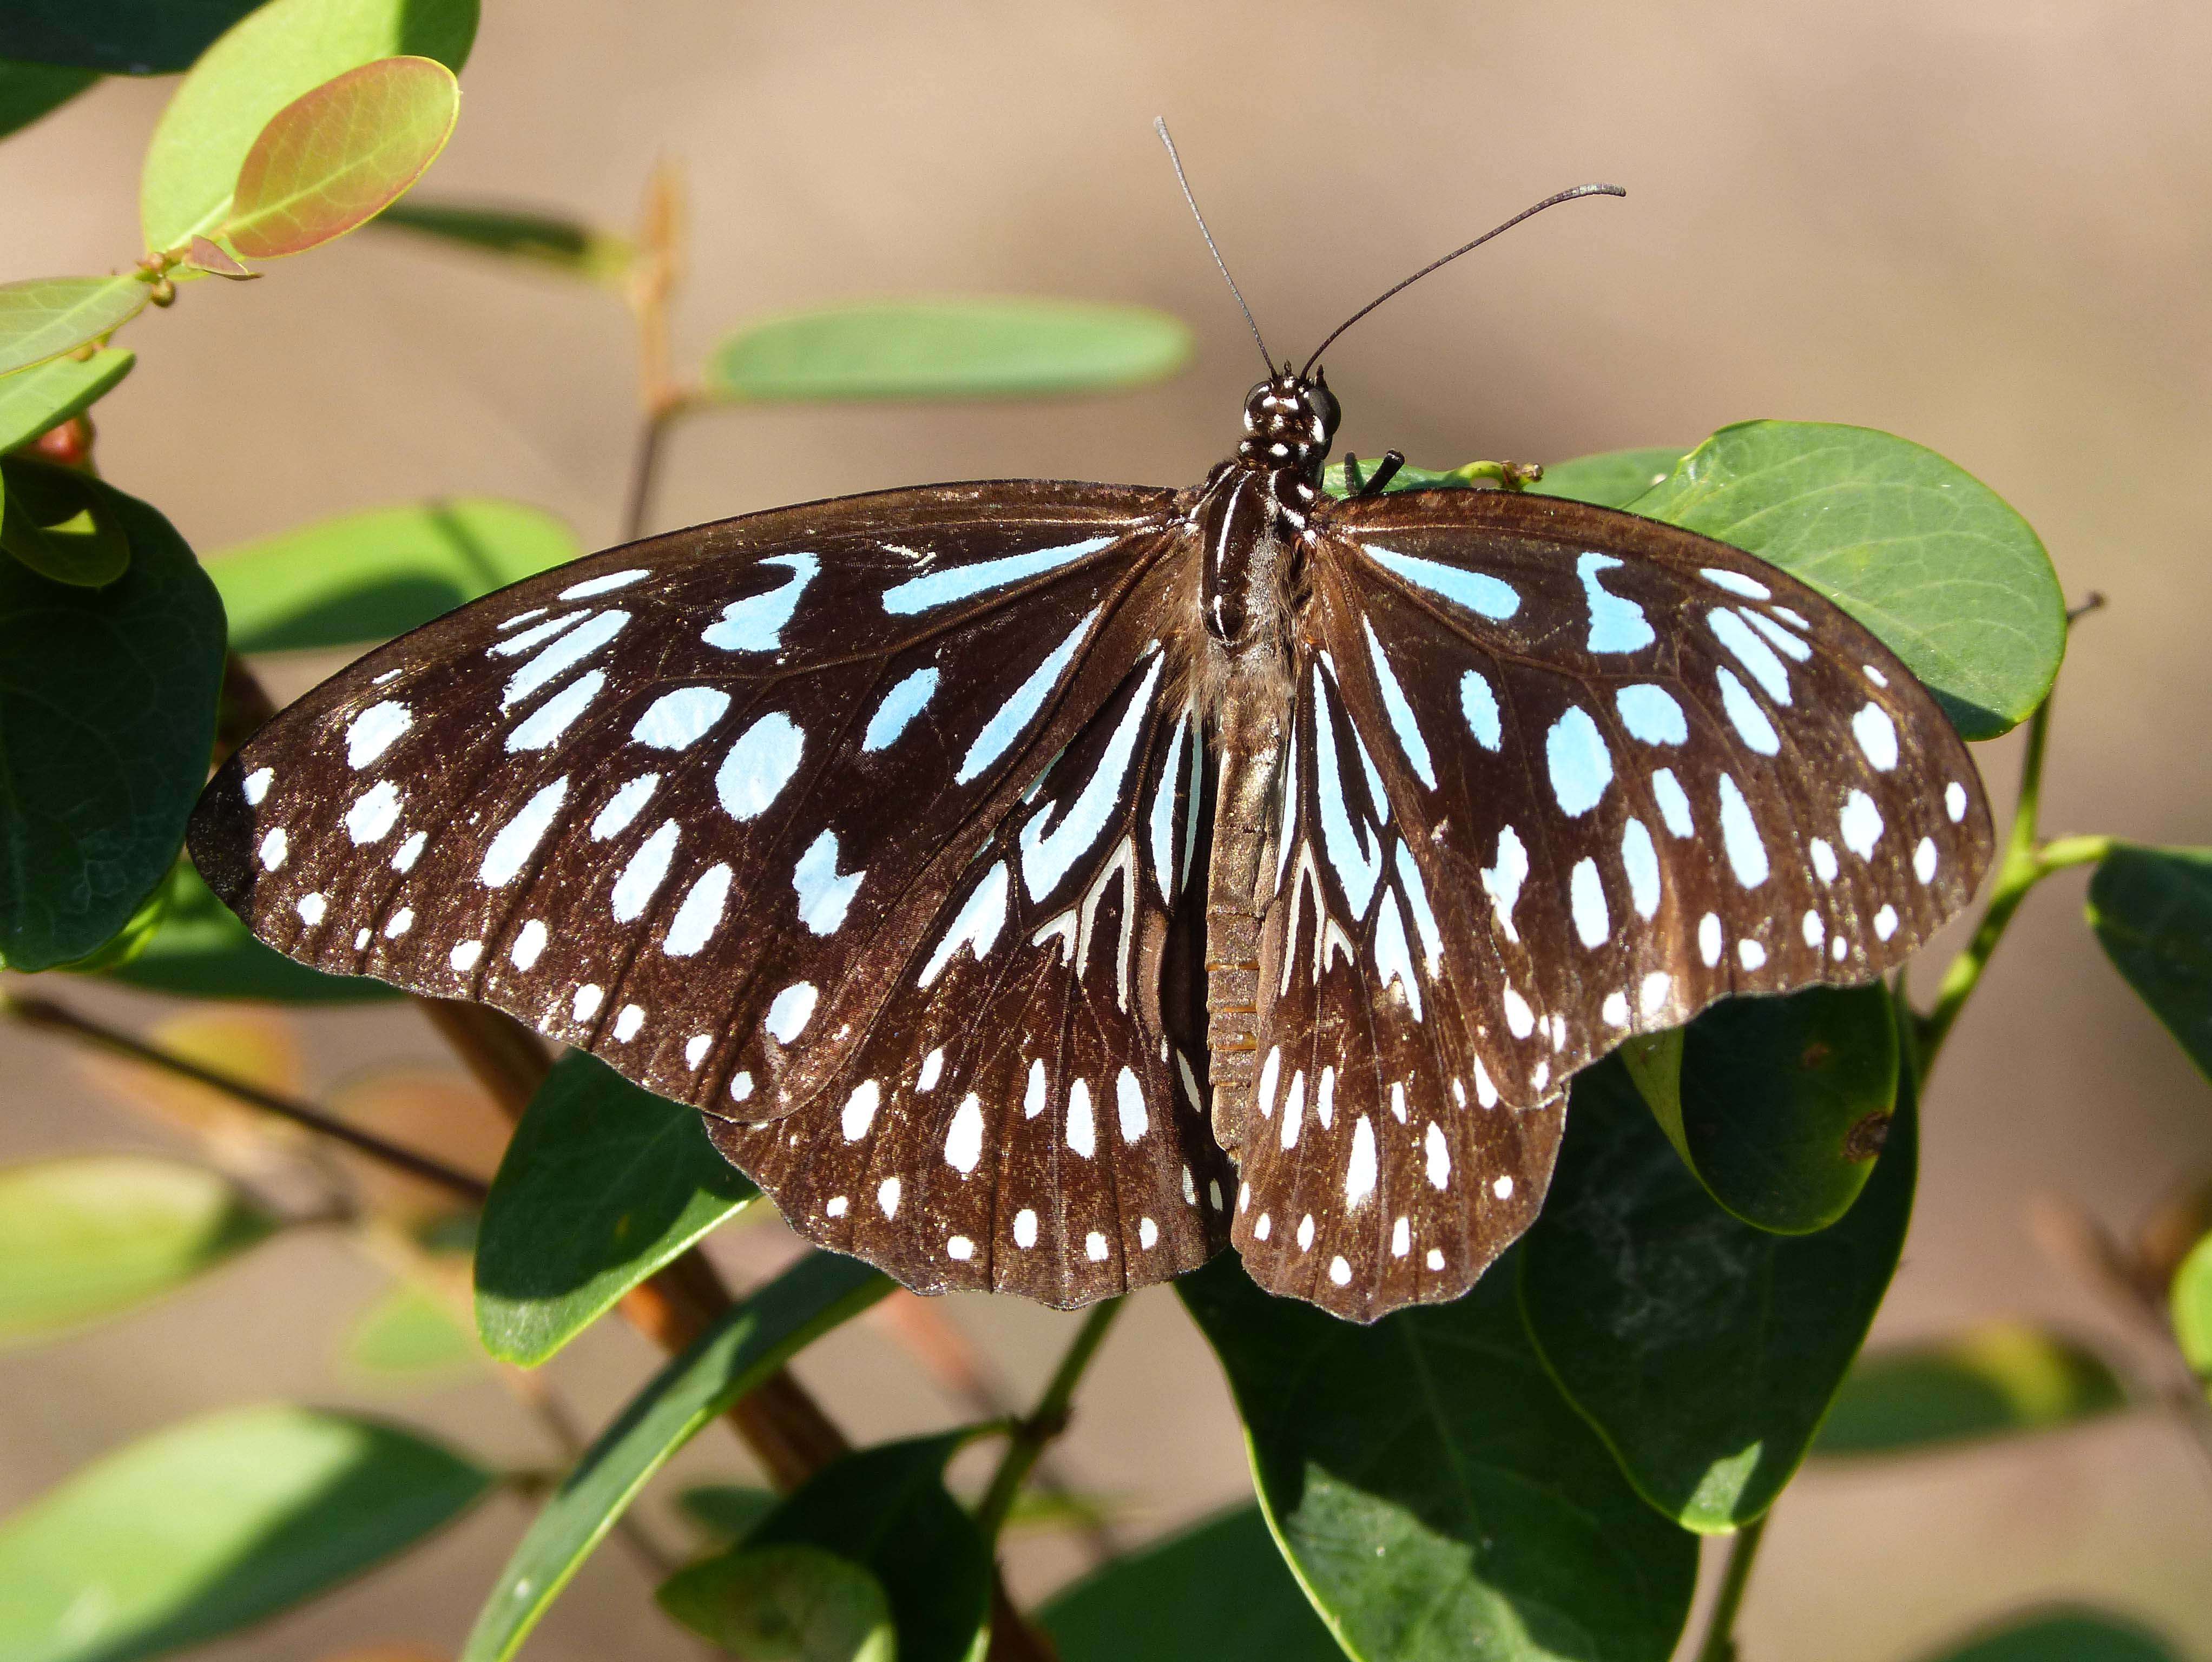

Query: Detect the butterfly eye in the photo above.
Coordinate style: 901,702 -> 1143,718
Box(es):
1300,381 -> 1340,437
1243,382 -> 1274,431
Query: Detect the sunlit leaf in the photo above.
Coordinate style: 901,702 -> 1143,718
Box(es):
0,61 -> 98,140
2174,1232 -> 2212,1389
341,1282 -> 483,1384
208,497 -> 578,653
103,859 -> 402,1002
1530,446 -> 1687,509
139,0 -> 476,254
0,349 -> 133,453
0,278 -> 149,378
182,236 -> 256,280
462,1252 -> 891,1662
658,1544 -> 894,1662
709,298 -> 1191,402
2086,843 -> 2212,1086
0,1155 -> 274,1347
0,3 -> 262,75
375,200 -> 635,285
0,475 -> 225,969
476,1053 -> 758,1367
0,1406 -> 491,1662
1910,1607 -> 2187,1662
1041,1505 -> 1341,1662
1,457 -> 131,586
225,57 -> 459,259
1815,1322 -> 2130,1456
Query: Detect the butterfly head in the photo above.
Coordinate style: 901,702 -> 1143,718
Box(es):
1238,367 -> 1340,472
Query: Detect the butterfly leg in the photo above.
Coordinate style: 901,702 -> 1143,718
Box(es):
1350,450 -> 1405,498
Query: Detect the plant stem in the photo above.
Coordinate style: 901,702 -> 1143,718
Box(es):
3,990 -> 492,1201
1694,1513 -> 1768,1662
974,1298 -> 1125,1545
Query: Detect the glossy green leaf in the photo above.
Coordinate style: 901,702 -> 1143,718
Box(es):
0,3 -> 262,75
1815,1322 -> 2130,1456
0,279 -> 149,378
1620,983 -> 1898,1234
0,61 -> 98,138
462,1251 -> 891,1662
709,298 -> 1191,403
0,1404 -> 491,1662
140,0 -> 476,254
475,1053 -> 759,1367
677,1484 -> 782,1545
0,349 -> 134,453
674,1434 -> 990,1662
0,474 -> 226,970
1,457 -> 132,586
374,200 -> 635,285
1624,421 -> 2064,739
208,496 -> 576,652
225,56 -> 459,259
1528,447 -> 1686,509
1910,1608 -> 2186,1662
1521,1054 -> 1917,1531
1041,1505 -> 1342,1662
0,1155 -> 274,1347
341,1282 -> 482,1382
1180,1253 -> 1696,1662
2174,1232 -> 2212,1388
659,1544 -> 894,1662
2086,843 -> 2212,1086
101,858 -> 401,1000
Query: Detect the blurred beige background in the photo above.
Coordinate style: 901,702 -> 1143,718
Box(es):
4,1 -> 2211,1657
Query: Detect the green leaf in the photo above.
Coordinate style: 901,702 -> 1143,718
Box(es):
341,1282 -> 483,1383
462,1251 -> 891,1662
374,199 -> 636,285
208,496 -> 578,652
101,857 -> 401,1000
1618,983 -> 1899,1234
224,56 -> 459,259
2086,843 -> 2212,1086
1529,447 -> 1687,509
1,456 -> 133,586
0,349 -> 134,453
0,278 -> 149,378
1910,1607 -> 2187,1662
1624,420 -> 2063,739
708,298 -> 1191,403
1179,1254 -> 1696,1662
677,1483 -> 782,1545
0,1155 -> 274,1347
673,1434 -> 991,1662
659,1544 -> 895,1662
0,4 -> 263,75
0,473 -> 226,970
139,0 -> 476,254
1520,1053 -> 1917,1532
1320,458 -> 1495,498
475,1053 -> 760,1367
2174,1232 -> 2212,1388
0,1404 -> 491,1662
1041,1505 -> 1343,1662
1814,1322 -> 2130,1456
0,61 -> 98,142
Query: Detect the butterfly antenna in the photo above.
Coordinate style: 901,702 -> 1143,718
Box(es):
1155,117 -> 1274,377
1300,182 -> 1627,378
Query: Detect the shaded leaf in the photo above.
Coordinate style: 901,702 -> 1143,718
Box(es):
0,348 -> 134,453
341,1282 -> 483,1383
0,1405 -> 491,1662
102,858 -> 402,1001
208,496 -> 578,653
475,1053 -> 759,1367
1815,1322 -> 2131,1456
1179,1253 -> 1696,1662
2086,843 -> 2212,1086
2174,1232 -> 2212,1388
0,61 -> 98,139
708,298 -> 1190,403
374,200 -> 635,285
1520,1054 -> 1917,1531
0,1155 -> 274,1347
0,3 -> 262,75
1624,420 -> 2064,739
0,474 -> 226,970
2,456 -> 131,586
139,0 -> 476,254
462,1252 -> 891,1662
1618,983 -> 1898,1234
1910,1607 -> 2187,1662
226,57 -> 460,259
658,1544 -> 894,1662
1040,1504 -> 1342,1662
677,1484 -> 782,1546
1320,459 -> 1512,498
1529,447 -> 1687,509
0,278 -> 149,377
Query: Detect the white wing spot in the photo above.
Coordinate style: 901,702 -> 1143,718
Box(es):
1140,1217 -> 1159,1251
685,1034 -> 711,1070
764,982 -> 818,1043
1013,1209 -> 1038,1249
1257,1047 -> 1282,1119
590,775 -> 660,841
1493,1175 -> 1515,1200
1864,664 -> 1890,688
1392,1217 -> 1411,1258
717,712 -> 805,821
878,1177 -> 900,1219
1427,1247 -> 1446,1271
1641,971 -> 1673,1018
632,687 -> 731,750
1621,817 -> 1661,919
1255,1213 -> 1271,1240
383,908 -> 413,938
826,1196 -> 848,1218
345,781 -> 403,846
1280,1070 -> 1307,1151
842,1081 -> 879,1143
1875,903 -> 1900,941
510,919 -> 548,970
346,701 -> 412,768
572,984 -> 603,1021
919,862 -> 1010,987
1023,1058 -> 1046,1119
1570,858 -> 1610,947
613,1004 -> 644,1041
1841,790 -> 1884,859
242,767 -> 273,805
1651,768 -> 1695,837
663,863 -> 733,957
1084,1230 -> 1109,1263
1503,987 -> 1536,1040
1717,774 -> 1770,888
917,1048 -> 944,1091
1346,1116 -> 1378,1209
611,820 -> 681,921
1946,781 -> 1968,823
702,553 -> 815,652
1545,705 -> 1614,816
1811,837 -> 1839,883
1296,1215 -> 1316,1251
259,828 -> 288,870
1699,913 -> 1723,966
1702,567 -> 1772,600
1739,938 -> 1768,971
729,1071 -> 754,1103
1425,1122 -> 1451,1190
1482,826 -> 1531,942
1853,703 -> 1900,771
1328,1256 -> 1352,1287
1066,1078 -> 1095,1157
480,777 -> 570,888
1116,1067 -> 1148,1143
507,669 -> 605,751
1914,836 -> 1939,883
863,667 -> 940,751
946,1235 -> 975,1262
792,830 -> 866,935
296,893 -> 327,926
450,939 -> 482,972
559,568 -> 648,600
1803,910 -> 1826,948
945,1093 -> 985,1173
1602,991 -> 1629,1026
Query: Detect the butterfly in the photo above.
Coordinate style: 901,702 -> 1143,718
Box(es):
185,144 -> 1992,1323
